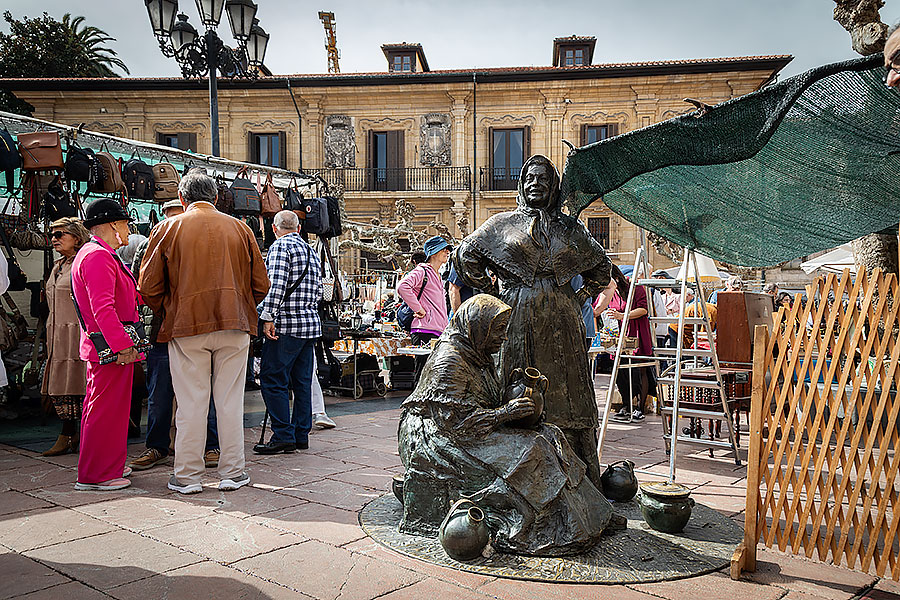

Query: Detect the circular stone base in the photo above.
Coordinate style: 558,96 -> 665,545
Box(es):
360,493 -> 742,584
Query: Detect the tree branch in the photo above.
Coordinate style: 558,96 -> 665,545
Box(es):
834,0 -> 888,56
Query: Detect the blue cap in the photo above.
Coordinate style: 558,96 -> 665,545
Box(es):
423,236 -> 452,258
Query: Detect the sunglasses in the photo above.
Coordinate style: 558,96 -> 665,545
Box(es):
50,231 -> 69,240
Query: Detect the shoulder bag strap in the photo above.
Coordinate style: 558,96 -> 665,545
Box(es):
416,266 -> 428,300
272,238 -> 312,312
320,236 -> 343,303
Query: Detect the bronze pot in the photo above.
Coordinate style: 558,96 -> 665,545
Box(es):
438,499 -> 490,562
600,460 -> 638,502
637,481 -> 695,534
505,367 -> 547,428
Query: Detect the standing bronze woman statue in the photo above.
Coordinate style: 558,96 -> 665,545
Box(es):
453,155 -> 612,487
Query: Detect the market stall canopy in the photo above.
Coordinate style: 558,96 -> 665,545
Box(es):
560,54 -> 900,267
800,244 -> 855,274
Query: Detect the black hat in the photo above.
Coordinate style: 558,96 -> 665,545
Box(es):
83,198 -> 132,229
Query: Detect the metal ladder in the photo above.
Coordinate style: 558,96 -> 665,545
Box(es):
596,244 -> 740,482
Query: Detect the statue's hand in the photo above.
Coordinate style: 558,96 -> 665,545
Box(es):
468,411 -> 499,437
504,396 -> 536,420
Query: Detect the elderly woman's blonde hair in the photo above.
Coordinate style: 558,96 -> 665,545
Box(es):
49,217 -> 92,247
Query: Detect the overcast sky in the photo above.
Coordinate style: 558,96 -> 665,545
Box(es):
0,0 -> 892,79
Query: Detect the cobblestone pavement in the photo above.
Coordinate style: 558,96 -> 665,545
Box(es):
0,380 -> 898,600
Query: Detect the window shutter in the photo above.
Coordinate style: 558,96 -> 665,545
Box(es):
187,133 -> 197,152
248,132 -> 256,163
487,127 -> 494,183
396,130 -> 405,170
607,122 -> 619,137
278,131 -> 287,169
580,124 -> 588,146
524,126 -> 532,159
156,132 -> 166,146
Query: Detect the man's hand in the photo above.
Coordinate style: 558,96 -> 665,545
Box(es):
263,321 -> 278,340
505,396 -> 536,420
412,309 -> 426,319
116,347 -> 139,365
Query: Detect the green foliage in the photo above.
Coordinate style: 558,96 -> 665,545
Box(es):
0,11 -> 129,115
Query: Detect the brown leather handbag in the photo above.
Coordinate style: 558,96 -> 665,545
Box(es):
17,131 -> 64,171
92,151 -> 125,193
259,172 -> 282,218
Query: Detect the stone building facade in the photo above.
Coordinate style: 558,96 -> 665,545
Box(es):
5,38 -> 791,271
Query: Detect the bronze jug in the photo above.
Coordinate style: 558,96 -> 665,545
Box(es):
438,498 -> 490,562
600,460 -> 639,502
504,367 -> 548,428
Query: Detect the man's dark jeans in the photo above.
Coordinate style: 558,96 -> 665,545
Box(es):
145,342 -> 218,455
259,335 -> 315,446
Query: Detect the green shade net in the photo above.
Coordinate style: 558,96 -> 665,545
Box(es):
561,54 -> 900,267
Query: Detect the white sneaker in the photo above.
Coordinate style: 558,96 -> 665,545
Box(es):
167,475 -> 202,495
314,413 -> 336,429
219,472 -> 250,491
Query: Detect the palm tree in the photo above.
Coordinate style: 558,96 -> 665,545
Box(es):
60,13 -> 129,77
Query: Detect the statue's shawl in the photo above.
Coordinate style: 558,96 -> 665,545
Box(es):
464,209 -> 608,287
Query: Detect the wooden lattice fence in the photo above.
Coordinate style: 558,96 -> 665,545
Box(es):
733,269 -> 900,580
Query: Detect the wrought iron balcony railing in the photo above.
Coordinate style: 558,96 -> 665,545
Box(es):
311,166 -> 471,192
479,167 -> 520,191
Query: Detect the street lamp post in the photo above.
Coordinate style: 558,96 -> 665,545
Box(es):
144,0 -> 269,157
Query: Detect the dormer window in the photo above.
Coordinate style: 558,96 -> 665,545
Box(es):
391,53 -> 414,72
382,43 -> 430,73
552,36 -> 596,67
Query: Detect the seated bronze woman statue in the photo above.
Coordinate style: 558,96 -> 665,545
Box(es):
398,294 -> 612,556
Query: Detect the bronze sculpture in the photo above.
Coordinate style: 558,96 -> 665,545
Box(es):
453,155 -> 612,487
398,294 -> 612,556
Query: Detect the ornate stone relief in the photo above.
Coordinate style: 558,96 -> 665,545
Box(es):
419,113 -> 451,166
568,109 -> 629,129
324,115 -> 355,168
80,120 -> 125,136
478,114 -> 536,134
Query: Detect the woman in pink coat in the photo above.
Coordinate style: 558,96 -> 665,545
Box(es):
71,199 -> 142,491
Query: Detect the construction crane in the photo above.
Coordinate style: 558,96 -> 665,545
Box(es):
318,11 -> 340,74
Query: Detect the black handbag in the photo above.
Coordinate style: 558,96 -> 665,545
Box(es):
230,167 -> 260,216
397,267 -> 428,332
70,242 -> 151,364
44,175 -> 77,220
0,224 -> 27,292
319,301 -> 341,342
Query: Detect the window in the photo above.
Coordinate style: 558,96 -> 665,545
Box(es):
560,45 -> 589,67
367,130 -> 405,191
490,128 -> 528,190
249,132 -> 286,168
587,217 -> 610,249
581,123 -> 619,146
390,53 -> 414,72
156,132 -> 197,151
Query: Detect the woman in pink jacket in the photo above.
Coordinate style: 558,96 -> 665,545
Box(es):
71,199 -> 143,491
397,236 -> 451,383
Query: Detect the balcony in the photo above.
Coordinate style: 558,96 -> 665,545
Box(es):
479,167 -> 520,191
311,167 -> 470,193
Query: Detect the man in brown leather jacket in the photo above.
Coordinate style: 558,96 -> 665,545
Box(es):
139,169 -> 269,494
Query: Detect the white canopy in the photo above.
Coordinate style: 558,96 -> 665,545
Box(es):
800,244 -> 855,275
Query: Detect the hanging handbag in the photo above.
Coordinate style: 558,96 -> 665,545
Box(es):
215,174 -> 235,214
0,225 -> 27,292
18,131 -> 64,171
3,293 -> 29,342
283,178 -> 304,213
320,245 -> 336,303
259,172 -> 282,218
70,242 -> 151,364
321,196 -> 343,238
152,161 -> 181,202
0,128 -> 22,194
230,167 -> 260,215
44,174 -> 77,220
301,198 -> 330,235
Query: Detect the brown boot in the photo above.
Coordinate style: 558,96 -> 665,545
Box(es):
43,435 -> 73,456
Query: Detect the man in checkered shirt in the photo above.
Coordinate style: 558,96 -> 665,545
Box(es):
254,210 -> 323,454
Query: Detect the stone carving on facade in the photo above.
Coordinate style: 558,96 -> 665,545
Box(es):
324,115 -> 356,168
419,113 -> 451,166
479,114 -> 536,134
568,109 -> 629,130
80,121 -> 125,136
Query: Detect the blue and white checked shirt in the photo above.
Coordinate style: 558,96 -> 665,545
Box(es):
257,233 -> 322,338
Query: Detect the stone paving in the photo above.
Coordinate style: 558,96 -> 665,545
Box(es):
0,381 -> 898,600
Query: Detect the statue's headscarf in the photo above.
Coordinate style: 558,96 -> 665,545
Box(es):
441,294 -> 512,368
516,155 -> 561,250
